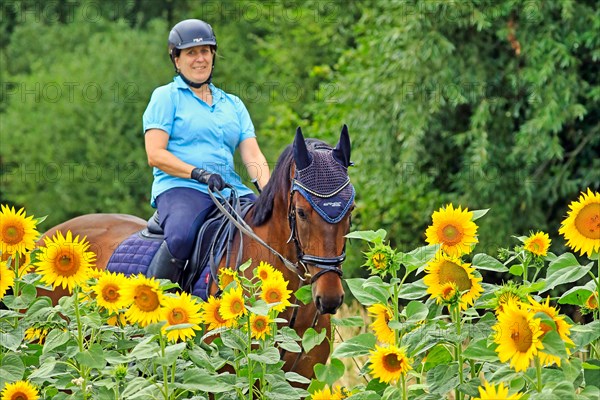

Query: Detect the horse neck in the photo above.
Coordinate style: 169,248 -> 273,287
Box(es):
245,192 -> 302,289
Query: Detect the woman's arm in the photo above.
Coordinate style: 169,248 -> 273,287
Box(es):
239,137 -> 270,190
144,129 -> 196,179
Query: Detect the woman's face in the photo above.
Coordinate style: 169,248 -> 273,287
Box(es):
175,45 -> 214,83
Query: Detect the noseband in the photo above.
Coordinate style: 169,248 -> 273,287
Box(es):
287,181 -> 349,284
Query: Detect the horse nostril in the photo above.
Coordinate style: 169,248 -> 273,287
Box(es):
315,295 -> 322,311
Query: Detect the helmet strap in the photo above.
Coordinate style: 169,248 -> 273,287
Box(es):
178,71 -> 212,89
175,56 -> 216,89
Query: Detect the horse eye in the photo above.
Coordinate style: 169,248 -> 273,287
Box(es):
296,208 -> 307,220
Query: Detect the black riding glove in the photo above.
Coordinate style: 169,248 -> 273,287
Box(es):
191,168 -> 226,191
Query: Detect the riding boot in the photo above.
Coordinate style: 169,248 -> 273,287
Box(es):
146,241 -> 187,283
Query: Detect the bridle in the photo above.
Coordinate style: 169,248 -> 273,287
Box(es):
287,181 -> 348,284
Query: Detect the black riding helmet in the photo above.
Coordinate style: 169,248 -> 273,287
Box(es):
168,19 -> 217,88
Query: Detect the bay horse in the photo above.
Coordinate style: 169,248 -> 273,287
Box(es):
37,125 -> 355,379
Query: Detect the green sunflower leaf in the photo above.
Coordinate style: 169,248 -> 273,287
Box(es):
331,333 -> 377,358
346,229 -> 387,243
471,253 -> 508,272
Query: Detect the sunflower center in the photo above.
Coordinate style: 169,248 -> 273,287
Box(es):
574,204 -> 600,239
3,225 -> 24,245
372,253 -> 386,269
169,307 -> 187,324
230,299 -> 244,314
438,261 -> 472,291
134,286 -> 160,312
54,251 -> 79,275
382,353 -> 403,372
267,289 -> 281,303
254,318 -> 266,331
440,224 -> 463,246
213,307 -> 226,324
11,391 -> 28,400
102,284 -> 120,302
510,316 -> 534,353
259,270 -> 269,280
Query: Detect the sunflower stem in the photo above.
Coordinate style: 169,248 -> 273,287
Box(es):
12,253 -> 21,298
159,333 -> 170,399
393,280 -> 401,346
535,355 -> 542,392
246,316 -> 254,400
73,286 -> 90,400
452,304 -> 464,400
401,372 -> 408,400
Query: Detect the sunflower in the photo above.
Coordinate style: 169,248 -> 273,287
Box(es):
220,286 -> 247,321
0,380 -> 39,400
528,296 -> 574,367
161,292 -> 203,342
309,386 -> 345,400
93,271 -> 129,314
367,303 -> 395,344
1,251 -> 33,276
24,327 -> 49,344
369,344 -> 412,383
523,231 -> 551,256
439,281 -> 461,306
255,261 -> 283,282
363,242 -> 397,276
122,274 -> 165,327
425,204 -> 479,257
260,277 -> 292,312
424,253 -> 483,310
218,267 -> 239,291
493,299 -> 544,372
559,188 -> 600,257
585,292 -> 598,310
0,261 -> 15,300
35,231 -> 96,293
201,296 -> 236,330
249,313 -> 273,340
474,381 -> 523,400
492,282 -> 529,314
107,312 -> 128,327
0,205 -> 39,256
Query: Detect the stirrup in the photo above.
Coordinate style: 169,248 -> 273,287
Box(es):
146,241 -> 187,283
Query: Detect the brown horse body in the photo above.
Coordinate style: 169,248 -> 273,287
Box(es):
38,127 -> 354,379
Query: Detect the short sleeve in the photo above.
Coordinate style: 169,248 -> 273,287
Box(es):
233,95 -> 256,142
142,85 -> 175,135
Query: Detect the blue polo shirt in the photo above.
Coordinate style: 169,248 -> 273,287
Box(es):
143,76 -> 256,206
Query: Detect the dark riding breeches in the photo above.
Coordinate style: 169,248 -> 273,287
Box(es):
155,187 -> 256,260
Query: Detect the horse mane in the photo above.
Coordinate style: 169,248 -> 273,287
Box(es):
252,138 -> 331,226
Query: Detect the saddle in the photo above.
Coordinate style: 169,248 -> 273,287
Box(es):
106,194 -> 254,300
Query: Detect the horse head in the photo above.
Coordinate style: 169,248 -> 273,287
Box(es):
290,125 -> 354,314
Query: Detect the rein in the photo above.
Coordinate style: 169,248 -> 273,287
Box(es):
207,187 -> 311,282
207,184 -> 347,284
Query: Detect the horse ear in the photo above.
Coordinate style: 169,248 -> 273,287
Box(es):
333,124 -> 351,168
294,126 -> 311,170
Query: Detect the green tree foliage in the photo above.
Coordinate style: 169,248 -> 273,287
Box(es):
1,0 -> 597,277
1,11 -> 171,224
317,0 -> 599,272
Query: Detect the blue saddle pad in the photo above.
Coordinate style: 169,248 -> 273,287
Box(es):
106,231 -> 212,300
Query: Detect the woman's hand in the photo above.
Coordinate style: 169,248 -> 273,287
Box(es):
191,168 -> 226,191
